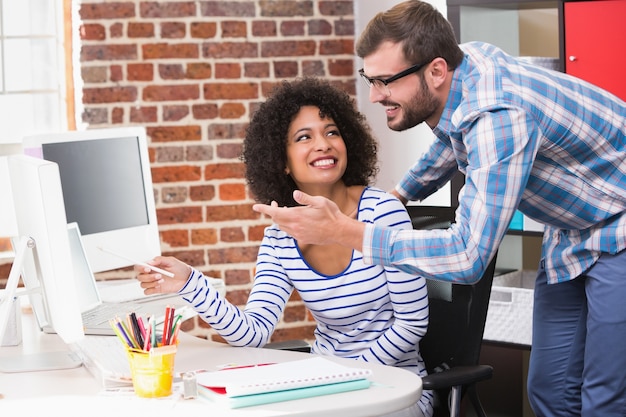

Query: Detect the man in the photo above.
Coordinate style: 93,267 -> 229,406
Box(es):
253,1 -> 626,415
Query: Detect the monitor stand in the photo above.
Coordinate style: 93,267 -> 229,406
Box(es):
0,236 -> 83,373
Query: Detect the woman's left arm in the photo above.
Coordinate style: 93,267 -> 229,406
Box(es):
358,195 -> 429,365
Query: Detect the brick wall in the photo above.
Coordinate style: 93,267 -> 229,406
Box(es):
77,0 -> 356,343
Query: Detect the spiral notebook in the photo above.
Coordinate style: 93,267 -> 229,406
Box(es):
197,356 -> 372,408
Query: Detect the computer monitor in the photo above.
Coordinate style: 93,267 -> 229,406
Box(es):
22,127 -> 161,273
5,155 -> 84,344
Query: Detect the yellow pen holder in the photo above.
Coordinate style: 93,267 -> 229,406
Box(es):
126,345 -> 177,398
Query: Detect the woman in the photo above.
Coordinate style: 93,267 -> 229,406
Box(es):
136,78 -> 432,417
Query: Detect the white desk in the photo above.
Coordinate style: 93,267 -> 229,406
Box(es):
0,311 -> 422,416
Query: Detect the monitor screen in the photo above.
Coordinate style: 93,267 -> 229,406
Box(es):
7,155 -> 84,344
22,127 -> 161,273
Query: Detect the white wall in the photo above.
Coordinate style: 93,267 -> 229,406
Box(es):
354,0 -> 450,207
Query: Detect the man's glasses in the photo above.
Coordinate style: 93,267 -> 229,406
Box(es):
358,62 -> 426,97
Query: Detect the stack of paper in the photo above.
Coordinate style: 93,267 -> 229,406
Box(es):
196,356 -> 372,408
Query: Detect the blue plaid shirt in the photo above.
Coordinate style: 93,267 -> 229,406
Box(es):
363,42 -> 626,284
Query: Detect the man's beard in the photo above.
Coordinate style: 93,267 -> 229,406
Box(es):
387,76 -> 438,132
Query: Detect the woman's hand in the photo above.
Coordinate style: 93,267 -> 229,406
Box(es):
134,256 -> 191,296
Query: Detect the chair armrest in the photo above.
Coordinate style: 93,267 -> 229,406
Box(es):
263,339 -> 312,353
421,365 -> 493,390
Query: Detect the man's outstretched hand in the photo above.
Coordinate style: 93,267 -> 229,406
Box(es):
252,190 -> 364,250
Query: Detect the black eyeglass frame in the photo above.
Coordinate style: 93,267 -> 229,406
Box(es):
358,62 -> 426,88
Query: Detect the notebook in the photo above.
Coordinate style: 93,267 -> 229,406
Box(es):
197,357 -> 372,408
65,222 -> 187,336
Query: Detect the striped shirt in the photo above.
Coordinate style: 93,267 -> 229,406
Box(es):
179,186 -> 433,416
363,42 -> 626,284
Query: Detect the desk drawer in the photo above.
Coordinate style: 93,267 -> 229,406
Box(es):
484,270 -> 535,347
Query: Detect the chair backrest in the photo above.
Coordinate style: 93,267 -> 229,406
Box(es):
406,205 -> 497,374
419,257 -> 496,374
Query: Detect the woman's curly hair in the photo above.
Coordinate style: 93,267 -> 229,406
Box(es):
241,77 -> 379,207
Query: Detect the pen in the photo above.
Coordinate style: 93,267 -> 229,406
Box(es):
97,246 -> 175,278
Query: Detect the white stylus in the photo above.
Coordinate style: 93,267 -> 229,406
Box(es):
97,246 -> 175,278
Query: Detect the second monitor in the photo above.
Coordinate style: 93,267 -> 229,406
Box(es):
22,127 -> 161,273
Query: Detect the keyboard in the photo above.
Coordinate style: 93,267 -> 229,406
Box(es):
82,302 -> 140,327
72,335 -> 133,388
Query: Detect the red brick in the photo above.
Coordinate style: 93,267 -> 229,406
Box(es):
207,123 -> 247,140
260,1 -> 313,17
280,21 -> 305,36
186,145 -> 213,161
203,82 -> 258,100
208,246 -> 258,264
161,22 -> 186,38
163,249 -> 205,267
83,86 -> 137,103
261,40 -> 316,57
110,22 -> 123,38
328,58 -> 353,76
251,21 -> 276,37
220,227 -> 245,242
302,60 -> 325,76
161,186 -> 188,203
319,39 -> 353,55
130,106 -> 158,123
190,22 -> 217,38
307,19 -> 332,36
152,165 -> 202,182
216,143 -> 243,159
161,229 -> 189,247
82,108 -> 108,124
219,183 -> 246,201
156,206 -> 203,225
219,102 -> 246,119
221,21 -> 247,38
127,63 -> 153,81
143,84 -> 199,101
206,204 -> 258,222
142,43 -> 199,59
249,224 -> 270,241
244,62 -> 270,78
200,1 -> 255,17
214,63 -> 241,79
201,42 -> 257,59
274,61 -> 298,77
224,289 -> 251,306
81,44 -> 138,61
224,269 -> 252,286
82,66 -> 107,83
148,125 -> 202,142
110,64 -> 123,81
270,325 -> 316,343
128,22 -> 155,37
79,2 -> 136,20
186,63 -> 212,79
139,2 -> 196,18
158,64 -> 186,80
155,146 -> 185,163
204,162 -> 244,180
162,105 -> 189,121
283,304 -> 307,322
319,1 -> 353,15
191,228 -> 218,245
191,103 -> 218,119
80,24 -> 106,40
189,184 -> 216,201
112,107 -> 124,123
334,19 -> 354,36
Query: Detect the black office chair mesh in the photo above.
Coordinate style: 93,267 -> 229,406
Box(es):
408,206 -> 496,417
266,206 -> 497,417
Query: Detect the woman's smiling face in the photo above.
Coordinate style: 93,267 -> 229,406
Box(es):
284,106 -> 347,192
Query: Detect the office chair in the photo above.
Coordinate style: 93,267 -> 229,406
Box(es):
266,205 -> 497,417
407,205 -> 496,417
